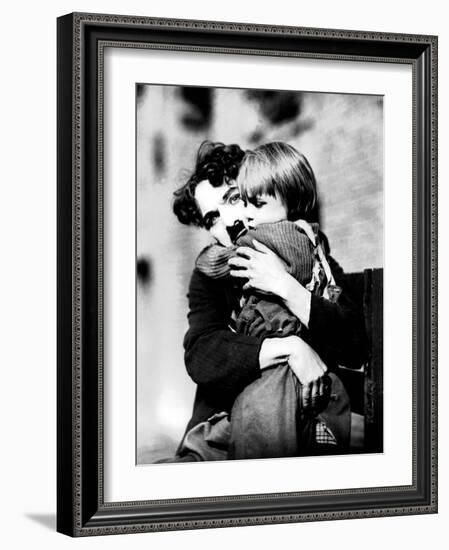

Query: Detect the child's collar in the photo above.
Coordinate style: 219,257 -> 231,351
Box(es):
294,219 -> 317,245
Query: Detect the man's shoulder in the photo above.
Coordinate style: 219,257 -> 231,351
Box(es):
188,266 -> 238,315
189,264 -> 233,290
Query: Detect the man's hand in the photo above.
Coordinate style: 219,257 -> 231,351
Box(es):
287,335 -> 326,382
287,337 -> 331,416
228,239 -> 290,296
300,374 -> 332,416
229,240 -> 312,327
258,336 -> 331,416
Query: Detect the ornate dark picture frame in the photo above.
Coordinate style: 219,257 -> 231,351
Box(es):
57,12 -> 438,537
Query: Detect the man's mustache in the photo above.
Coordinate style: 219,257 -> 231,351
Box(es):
227,219 -> 248,243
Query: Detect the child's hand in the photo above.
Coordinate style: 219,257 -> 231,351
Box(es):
228,239 -> 290,296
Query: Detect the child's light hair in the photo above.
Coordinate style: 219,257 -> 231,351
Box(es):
237,142 -> 317,221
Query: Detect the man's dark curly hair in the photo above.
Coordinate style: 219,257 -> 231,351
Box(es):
173,141 -> 245,227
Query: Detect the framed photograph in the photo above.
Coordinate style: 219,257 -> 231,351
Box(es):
57,12 -> 437,536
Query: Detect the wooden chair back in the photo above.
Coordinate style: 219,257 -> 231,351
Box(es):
335,268 -> 383,453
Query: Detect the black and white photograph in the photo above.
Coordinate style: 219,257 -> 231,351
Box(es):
136,84 -> 384,465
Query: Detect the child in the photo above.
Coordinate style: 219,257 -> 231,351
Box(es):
195,142 -> 347,458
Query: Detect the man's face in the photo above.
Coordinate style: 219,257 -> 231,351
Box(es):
194,179 -> 246,246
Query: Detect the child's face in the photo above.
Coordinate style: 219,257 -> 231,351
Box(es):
244,193 -> 288,228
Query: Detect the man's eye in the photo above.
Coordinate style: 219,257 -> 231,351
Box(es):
255,201 -> 266,209
228,193 -> 242,205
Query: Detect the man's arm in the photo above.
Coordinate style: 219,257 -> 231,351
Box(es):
307,255 -> 368,368
183,268 -> 263,398
228,236 -> 368,370
273,256 -> 368,369
185,268 -> 331,397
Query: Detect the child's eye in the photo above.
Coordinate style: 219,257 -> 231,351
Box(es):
247,196 -> 266,209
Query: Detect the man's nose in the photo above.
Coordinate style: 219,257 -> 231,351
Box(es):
220,203 -> 244,226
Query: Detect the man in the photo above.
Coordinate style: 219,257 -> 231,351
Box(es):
170,141 -> 367,461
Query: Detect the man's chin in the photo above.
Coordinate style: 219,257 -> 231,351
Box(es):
213,234 -> 233,247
